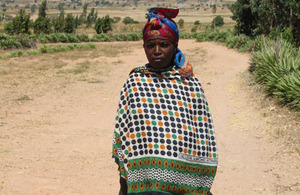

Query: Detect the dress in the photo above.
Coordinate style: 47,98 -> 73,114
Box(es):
113,64 -> 218,195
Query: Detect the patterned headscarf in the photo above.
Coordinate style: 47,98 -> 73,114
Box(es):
143,7 -> 193,77
143,7 -> 179,44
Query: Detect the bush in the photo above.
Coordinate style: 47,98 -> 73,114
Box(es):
92,33 -> 110,42
122,16 -> 138,24
113,33 -> 128,41
77,34 -> 90,42
178,19 -> 184,28
68,34 -> 80,43
26,49 -> 40,55
57,33 -> 69,42
126,32 -> 142,41
0,34 -> 36,49
34,17 -> 52,34
250,38 -> 300,110
194,20 -> 200,26
212,15 -> 224,28
40,45 -> 47,53
95,15 -> 113,34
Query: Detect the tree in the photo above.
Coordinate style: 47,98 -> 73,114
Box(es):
212,15 -> 224,28
86,7 -> 97,28
231,0 -> 258,36
231,0 -> 300,44
95,15 -> 112,34
79,3 -> 88,24
4,8 -> 31,35
212,4 -> 217,13
31,4 -> 36,13
53,9 -> 65,33
33,0 -> 51,34
178,18 -> 184,28
38,0 -> 47,18
57,3 -> 65,12
64,13 -> 75,33
74,15 -> 80,29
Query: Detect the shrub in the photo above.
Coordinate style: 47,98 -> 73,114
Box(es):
26,49 -> 40,55
64,13 -> 75,33
113,33 -> 128,41
57,45 -> 67,52
212,15 -> 224,28
40,45 -> 48,53
92,33 -> 110,42
194,20 -> 200,26
77,34 -> 90,42
68,34 -> 80,43
250,38 -> 300,110
127,32 -> 142,41
95,15 -> 113,34
34,17 -> 52,34
4,8 -> 31,35
67,44 -> 75,50
57,33 -> 69,42
178,19 -> 184,28
123,16 -> 138,24
113,16 -> 121,23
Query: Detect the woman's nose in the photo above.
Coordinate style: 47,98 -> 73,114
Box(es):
154,45 -> 161,55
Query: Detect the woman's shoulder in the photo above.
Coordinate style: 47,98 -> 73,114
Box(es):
129,65 -> 148,76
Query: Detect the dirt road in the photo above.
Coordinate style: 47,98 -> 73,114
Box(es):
0,40 -> 299,194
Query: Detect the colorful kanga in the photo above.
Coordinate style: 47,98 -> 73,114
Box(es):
113,65 -> 218,194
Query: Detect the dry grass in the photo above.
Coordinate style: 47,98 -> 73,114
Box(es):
241,71 -> 300,156
0,42 -> 138,114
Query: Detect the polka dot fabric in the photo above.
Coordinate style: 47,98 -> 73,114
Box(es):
113,65 -> 218,195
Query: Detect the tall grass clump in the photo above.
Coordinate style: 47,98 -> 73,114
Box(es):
38,33 -> 91,43
91,34 -> 110,42
113,32 -> 142,41
0,34 -> 36,49
250,38 -> 300,110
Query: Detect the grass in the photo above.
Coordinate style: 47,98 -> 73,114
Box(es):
16,94 -> 32,101
0,43 -> 96,59
73,61 -> 91,75
240,71 -> 300,156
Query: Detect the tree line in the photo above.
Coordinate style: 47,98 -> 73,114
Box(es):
231,0 -> 300,45
4,0 -> 114,35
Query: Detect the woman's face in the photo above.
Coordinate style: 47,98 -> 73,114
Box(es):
143,38 -> 176,69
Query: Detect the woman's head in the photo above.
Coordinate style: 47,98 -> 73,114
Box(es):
143,8 -> 180,69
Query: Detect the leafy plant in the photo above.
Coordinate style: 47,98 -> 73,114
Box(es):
122,16 -> 138,24
95,15 -> 113,34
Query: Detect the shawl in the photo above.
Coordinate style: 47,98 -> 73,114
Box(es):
112,64 -> 218,195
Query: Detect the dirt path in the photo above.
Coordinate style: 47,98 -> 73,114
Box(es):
0,40 -> 299,195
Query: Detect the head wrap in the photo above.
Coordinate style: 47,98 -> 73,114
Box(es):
143,7 -> 193,77
143,7 -> 179,44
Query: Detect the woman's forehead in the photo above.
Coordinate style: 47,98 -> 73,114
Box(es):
144,38 -> 175,44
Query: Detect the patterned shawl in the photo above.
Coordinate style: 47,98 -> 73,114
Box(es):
113,64 -> 218,194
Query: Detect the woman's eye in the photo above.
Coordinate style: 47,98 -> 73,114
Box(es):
145,43 -> 154,48
160,42 -> 169,48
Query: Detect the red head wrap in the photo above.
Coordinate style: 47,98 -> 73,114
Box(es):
143,8 -> 179,44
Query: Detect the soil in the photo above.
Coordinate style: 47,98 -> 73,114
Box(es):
0,40 -> 299,195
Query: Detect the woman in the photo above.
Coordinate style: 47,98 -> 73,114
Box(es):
112,8 -> 218,195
